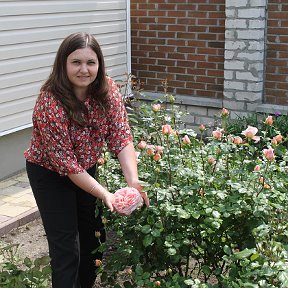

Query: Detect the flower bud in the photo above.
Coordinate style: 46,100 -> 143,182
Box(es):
152,103 -> 161,112
97,158 -> 105,165
155,280 -> 161,287
265,115 -> 273,126
95,231 -> 101,238
182,135 -> 191,144
137,141 -> 147,150
95,259 -> 102,267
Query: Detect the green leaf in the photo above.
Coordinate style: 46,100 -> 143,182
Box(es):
223,245 -> 232,255
234,248 -> 256,259
141,225 -> 151,234
250,253 -> 259,261
143,235 -> 153,247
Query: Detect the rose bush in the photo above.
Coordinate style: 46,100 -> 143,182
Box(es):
97,78 -> 288,287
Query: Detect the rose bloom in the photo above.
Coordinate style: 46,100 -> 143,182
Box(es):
155,145 -> 164,154
155,281 -> 161,287
208,156 -> 216,165
146,147 -> 155,156
199,124 -> 206,132
271,138 -> 278,145
241,126 -> 260,143
212,129 -> 222,140
263,147 -> 275,161
113,187 -> 144,216
137,140 -> 147,150
274,134 -> 283,143
221,107 -> 229,117
152,103 -> 161,112
182,135 -> 191,144
254,165 -> 261,171
153,153 -> 161,161
162,124 -> 173,135
265,115 -> 273,126
233,136 -> 243,145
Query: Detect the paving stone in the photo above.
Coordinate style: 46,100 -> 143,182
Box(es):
0,203 -> 31,217
0,179 -> 17,189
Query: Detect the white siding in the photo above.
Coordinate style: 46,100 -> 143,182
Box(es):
0,0 -> 130,135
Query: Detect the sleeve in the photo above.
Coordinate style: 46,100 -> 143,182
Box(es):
105,78 -> 133,156
34,93 -> 84,176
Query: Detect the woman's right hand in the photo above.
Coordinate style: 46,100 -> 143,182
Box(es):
102,191 -> 115,212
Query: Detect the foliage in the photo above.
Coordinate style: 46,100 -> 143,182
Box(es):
97,76 -> 288,287
0,242 -> 51,287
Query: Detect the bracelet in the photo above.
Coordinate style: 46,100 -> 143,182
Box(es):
89,184 -> 97,194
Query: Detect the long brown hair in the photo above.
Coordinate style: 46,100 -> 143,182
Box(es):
41,32 -> 109,125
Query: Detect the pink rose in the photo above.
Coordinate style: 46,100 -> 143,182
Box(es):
199,124 -> 206,132
137,141 -> 147,150
221,107 -> 229,117
162,124 -> 173,135
241,126 -> 260,143
182,135 -> 191,144
233,136 -> 243,145
113,187 -> 144,216
212,129 -> 222,140
152,103 -> 161,112
254,165 -> 261,171
263,147 -> 275,161
265,115 -> 273,126
274,134 -> 283,143
154,146 -> 163,155
153,153 -> 161,161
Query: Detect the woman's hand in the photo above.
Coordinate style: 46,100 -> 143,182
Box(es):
130,180 -> 150,207
102,191 -> 115,212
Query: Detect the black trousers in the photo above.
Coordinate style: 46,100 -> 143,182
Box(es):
26,161 -> 105,288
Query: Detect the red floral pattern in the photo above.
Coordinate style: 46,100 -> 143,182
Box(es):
24,78 -> 132,176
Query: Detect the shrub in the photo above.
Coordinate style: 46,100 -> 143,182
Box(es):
0,242 -> 51,287
97,78 -> 288,287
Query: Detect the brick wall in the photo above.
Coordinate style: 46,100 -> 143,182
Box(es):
130,0 -> 225,99
265,1 -> 288,105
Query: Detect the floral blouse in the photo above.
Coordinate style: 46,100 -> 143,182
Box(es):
24,78 -> 132,176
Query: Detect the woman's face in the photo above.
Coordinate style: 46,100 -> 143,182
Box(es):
66,47 -> 99,97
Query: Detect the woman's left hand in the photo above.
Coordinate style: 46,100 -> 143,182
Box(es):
130,180 -> 150,207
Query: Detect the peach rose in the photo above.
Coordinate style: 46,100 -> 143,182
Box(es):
113,187 -> 144,216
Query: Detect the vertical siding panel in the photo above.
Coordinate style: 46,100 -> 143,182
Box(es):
0,0 -> 128,135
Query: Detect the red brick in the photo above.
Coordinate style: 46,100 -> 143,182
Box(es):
168,25 -> 187,32
148,38 -> 166,45
167,11 -> 187,17
186,82 -> 206,90
167,67 -> 186,74
177,18 -> 196,25
187,26 -> 207,32
168,53 -> 186,60
167,39 -> 186,46
148,10 -> 166,17
198,33 -> 217,41
158,17 -> 176,24
149,24 -> 167,31
158,59 -> 176,66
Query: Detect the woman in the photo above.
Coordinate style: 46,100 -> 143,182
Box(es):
24,32 -> 149,288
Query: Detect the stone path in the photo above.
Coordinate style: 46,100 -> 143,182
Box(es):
0,171 -> 39,236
